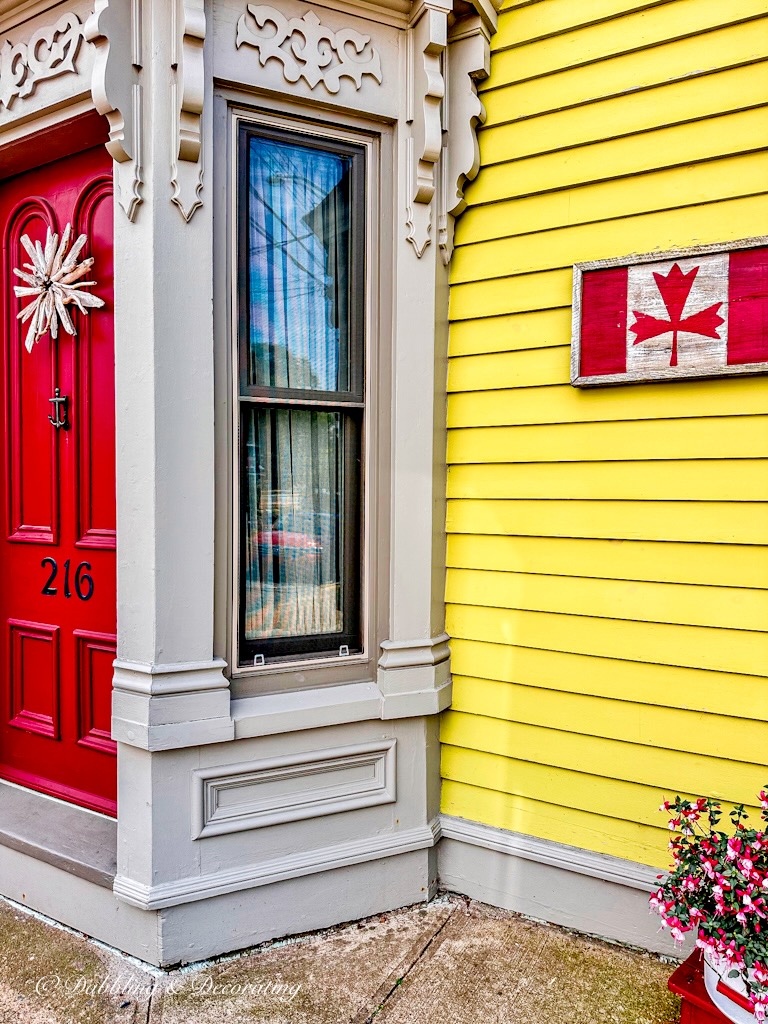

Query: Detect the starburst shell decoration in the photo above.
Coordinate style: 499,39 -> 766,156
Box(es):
13,224 -> 105,353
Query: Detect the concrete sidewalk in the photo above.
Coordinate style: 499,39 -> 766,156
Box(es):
0,894 -> 681,1023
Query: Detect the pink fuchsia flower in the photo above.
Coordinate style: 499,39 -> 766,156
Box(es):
649,891 -> 674,916
740,892 -> 767,918
701,858 -> 717,880
727,837 -> 744,861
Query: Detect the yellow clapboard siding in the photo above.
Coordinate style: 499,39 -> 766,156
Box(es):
447,378 -> 768,427
447,536 -> 768,590
461,151 -> 768,245
448,346 -> 568,391
446,604 -> 768,676
447,499 -> 768,545
442,1 -> 768,867
447,418 -> 768,461
446,567 -> 768,633
449,269 -> 570,321
442,745 -> 668,830
490,1 -> 766,85
467,113 -> 768,208
453,192 -> 768,283
441,711 -> 768,806
449,309 -> 571,357
448,460 -> 768,502
449,639 -> 768,720
478,64 -> 768,166
495,0 -> 682,49
482,22 -> 765,121
449,679 -> 768,759
441,779 -> 674,867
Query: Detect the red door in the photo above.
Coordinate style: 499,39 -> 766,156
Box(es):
0,144 -> 116,816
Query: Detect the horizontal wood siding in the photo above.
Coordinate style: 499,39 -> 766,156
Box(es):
443,0 -> 768,868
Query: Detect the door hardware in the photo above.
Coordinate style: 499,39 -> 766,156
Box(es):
48,388 -> 69,430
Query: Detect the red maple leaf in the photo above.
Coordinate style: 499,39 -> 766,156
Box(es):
629,263 -> 725,367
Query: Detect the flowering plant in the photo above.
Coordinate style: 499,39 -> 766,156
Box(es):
651,789 -> 768,1020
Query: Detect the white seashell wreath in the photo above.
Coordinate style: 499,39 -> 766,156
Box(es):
13,224 -> 105,353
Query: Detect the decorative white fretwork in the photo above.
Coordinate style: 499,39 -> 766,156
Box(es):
235,5 -> 382,95
14,226 -> 105,353
0,12 -> 84,112
171,0 -> 206,222
86,0 -> 145,221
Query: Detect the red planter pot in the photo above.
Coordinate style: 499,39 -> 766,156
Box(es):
670,951 -> 754,1023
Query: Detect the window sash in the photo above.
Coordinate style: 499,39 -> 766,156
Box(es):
236,122 -> 366,666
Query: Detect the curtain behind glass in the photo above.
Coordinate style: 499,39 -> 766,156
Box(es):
247,135 -> 352,392
244,408 -> 344,640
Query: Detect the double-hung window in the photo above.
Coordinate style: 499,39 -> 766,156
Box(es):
236,122 -> 366,666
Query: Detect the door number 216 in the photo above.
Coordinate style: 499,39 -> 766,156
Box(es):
41,558 -> 94,601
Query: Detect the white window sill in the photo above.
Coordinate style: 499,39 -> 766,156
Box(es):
231,682 -> 382,739
231,676 -> 453,737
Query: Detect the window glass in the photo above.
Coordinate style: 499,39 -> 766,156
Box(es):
243,408 -> 344,640
238,125 -> 364,666
246,136 -> 353,393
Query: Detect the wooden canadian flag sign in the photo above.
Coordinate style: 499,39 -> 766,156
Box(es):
571,242 -> 768,386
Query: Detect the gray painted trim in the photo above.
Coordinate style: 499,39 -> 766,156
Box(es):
112,658 -> 229,695
0,782 -> 116,889
114,817 -> 441,909
191,739 -> 397,837
438,815 -> 679,955
231,677 -> 454,737
380,678 -> 453,719
231,682 -> 382,738
440,815 -> 659,892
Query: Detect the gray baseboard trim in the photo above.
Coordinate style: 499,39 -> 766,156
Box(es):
440,815 -> 658,892
438,815 -> 675,955
115,817 -> 441,910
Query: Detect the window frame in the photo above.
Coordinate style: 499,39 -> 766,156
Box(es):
236,123 -> 367,667
223,102 -> 386,687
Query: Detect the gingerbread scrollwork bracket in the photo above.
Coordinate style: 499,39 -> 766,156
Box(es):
171,0 -> 206,222
438,17 -> 491,265
86,0 -> 144,222
405,5 -> 447,258
235,5 -> 382,95
0,12 -> 84,112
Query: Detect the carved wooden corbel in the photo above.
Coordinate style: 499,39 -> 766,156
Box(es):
86,0 -> 144,222
438,15 -> 490,265
171,0 -> 206,222
405,2 -> 448,258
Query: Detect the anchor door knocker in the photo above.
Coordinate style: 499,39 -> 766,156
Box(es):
48,388 -> 69,430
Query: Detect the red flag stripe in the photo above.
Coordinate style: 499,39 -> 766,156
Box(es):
728,247 -> 768,366
580,266 -> 628,377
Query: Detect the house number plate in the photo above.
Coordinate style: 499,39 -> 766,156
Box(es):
40,558 -> 94,601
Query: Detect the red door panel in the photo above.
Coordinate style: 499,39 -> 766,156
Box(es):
0,144 -> 116,816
